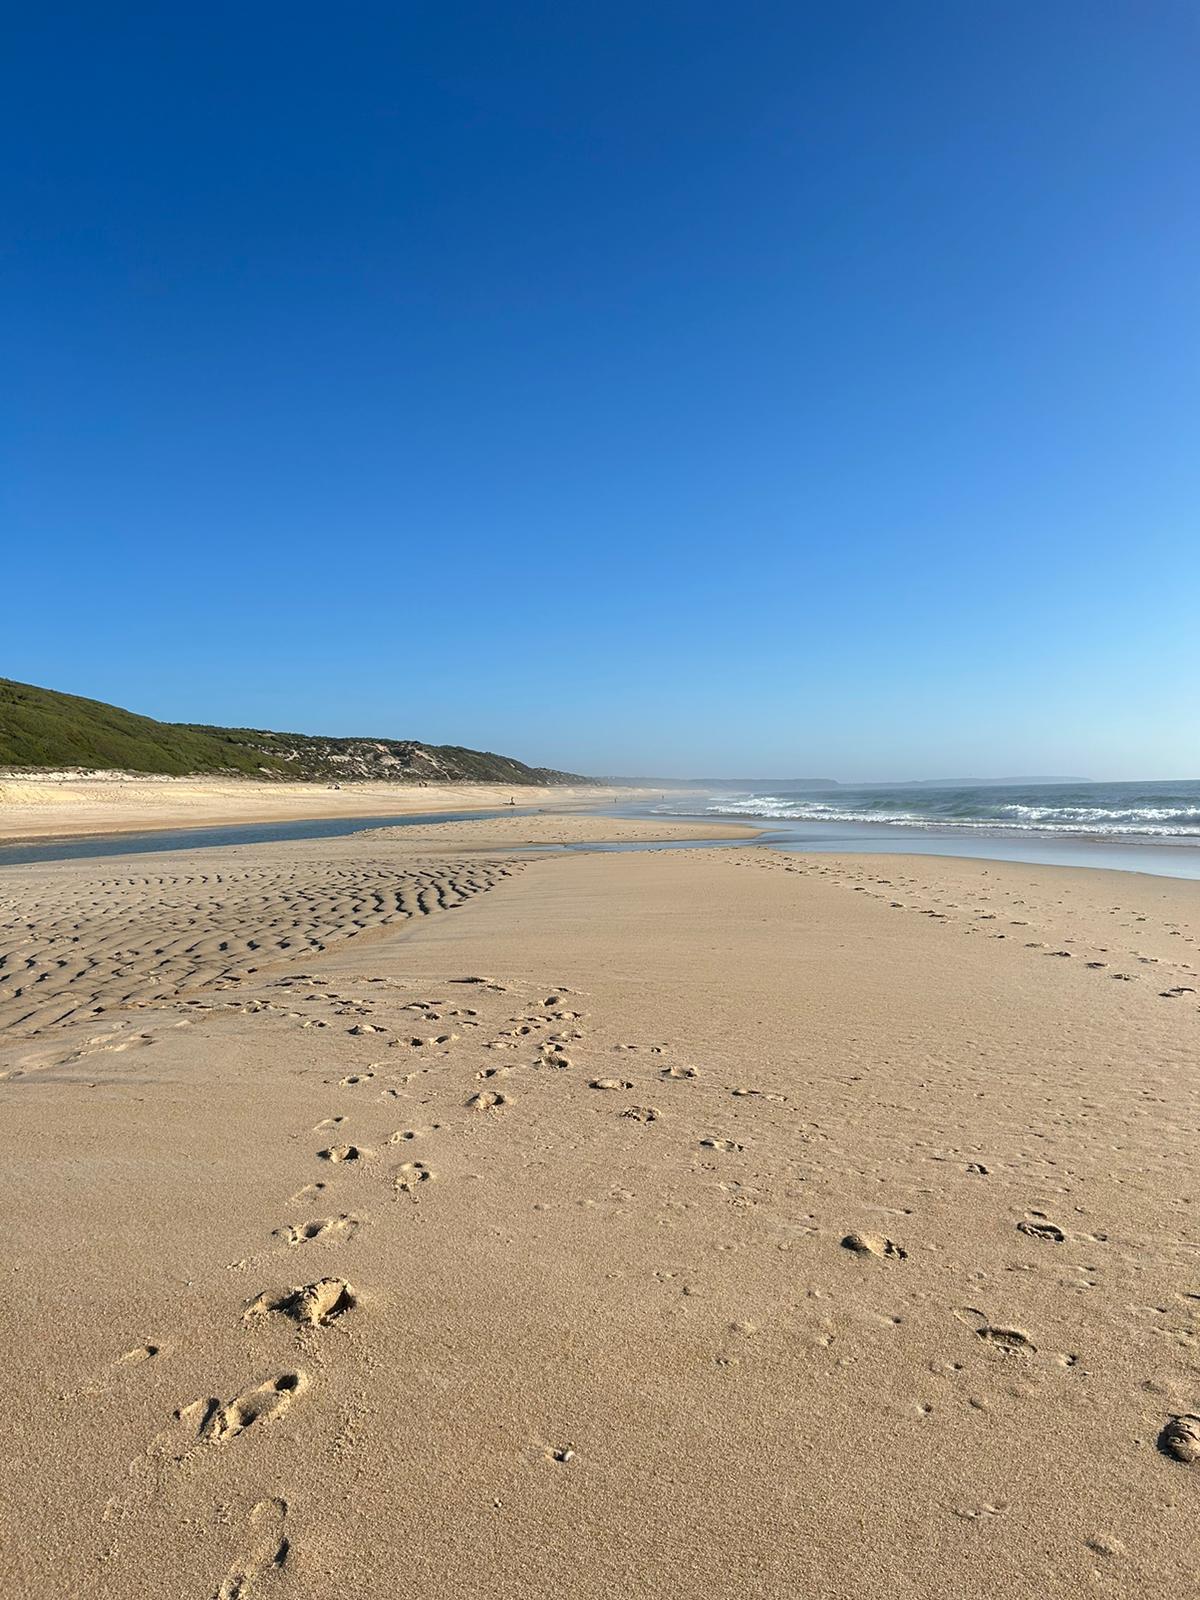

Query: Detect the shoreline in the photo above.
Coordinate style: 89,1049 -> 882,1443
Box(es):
0,773 -> 673,844
644,802 -> 1200,851
694,815 -> 1200,850
620,809 -> 1200,882
0,809 -> 760,869
5,775 -> 1197,880
0,804 -> 541,853
6,803 -> 1200,880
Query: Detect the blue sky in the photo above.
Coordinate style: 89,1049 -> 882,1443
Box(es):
4,2 -> 1197,779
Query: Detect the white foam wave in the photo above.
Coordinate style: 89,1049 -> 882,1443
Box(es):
699,795 -> 1200,838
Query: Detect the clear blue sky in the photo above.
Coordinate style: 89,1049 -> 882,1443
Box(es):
4,3 -> 1197,779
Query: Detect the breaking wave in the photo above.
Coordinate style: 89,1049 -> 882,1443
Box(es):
697,782 -> 1200,839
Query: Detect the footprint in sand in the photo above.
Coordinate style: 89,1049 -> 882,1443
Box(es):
276,1215 -> 360,1247
591,1078 -> 634,1091
379,1077 -> 420,1097
80,1030 -> 159,1058
245,1278 -> 356,1327
339,1072 -> 375,1087
178,1371 -> 308,1446
392,1161 -> 433,1196
467,1090 -> 508,1111
700,1136 -> 744,1153
1017,1214 -> 1066,1243
661,1064 -> 698,1080
314,1116 -> 346,1131
116,1343 -> 162,1366
841,1231 -> 907,1261
318,1144 -> 369,1163
952,1499 -> 1010,1522
1084,1535 -> 1127,1560
621,1105 -> 661,1123
1159,1414 -> 1200,1464
217,1496 -> 290,1600
954,1307 -> 1036,1356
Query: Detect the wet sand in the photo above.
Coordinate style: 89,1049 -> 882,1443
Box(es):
2,814 -> 1199,1597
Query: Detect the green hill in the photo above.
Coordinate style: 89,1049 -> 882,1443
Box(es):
0,679 -> 584,785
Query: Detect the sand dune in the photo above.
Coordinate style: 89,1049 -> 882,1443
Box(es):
2,816 -> 1198,1597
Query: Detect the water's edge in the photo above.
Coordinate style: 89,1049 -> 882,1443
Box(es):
3,801 -> 1200,880
0,809 -> 527,869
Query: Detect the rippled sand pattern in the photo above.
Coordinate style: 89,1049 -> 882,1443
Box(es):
0,855 -> 518,1034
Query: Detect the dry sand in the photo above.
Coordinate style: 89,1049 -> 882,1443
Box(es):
0,772 -> 668,841
2,813 -> 1199,1598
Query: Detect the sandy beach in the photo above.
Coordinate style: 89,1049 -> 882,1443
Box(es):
0,773 -> 668,842
10,6 -> 1192,1594
3,812 -> 1199,1598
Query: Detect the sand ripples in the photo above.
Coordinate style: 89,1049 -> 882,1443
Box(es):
0,855 -> 517,1034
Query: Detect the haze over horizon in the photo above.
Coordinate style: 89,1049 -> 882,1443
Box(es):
5,4 -> 1197,780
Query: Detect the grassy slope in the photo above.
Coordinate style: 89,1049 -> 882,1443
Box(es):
0,679 -> 581,783
0,680 -> 276,775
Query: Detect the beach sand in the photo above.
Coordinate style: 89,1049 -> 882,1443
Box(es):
3,814 -> 1199,1597
0,773 -> 667,842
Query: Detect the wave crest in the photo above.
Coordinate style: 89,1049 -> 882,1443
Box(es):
699,791 -> 1200,839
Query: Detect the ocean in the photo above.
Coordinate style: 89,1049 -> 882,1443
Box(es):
694,779 -> 1200,840
623,778 -> 1200,879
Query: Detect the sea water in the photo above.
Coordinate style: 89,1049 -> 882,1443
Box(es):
694,779 -> 1200,839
